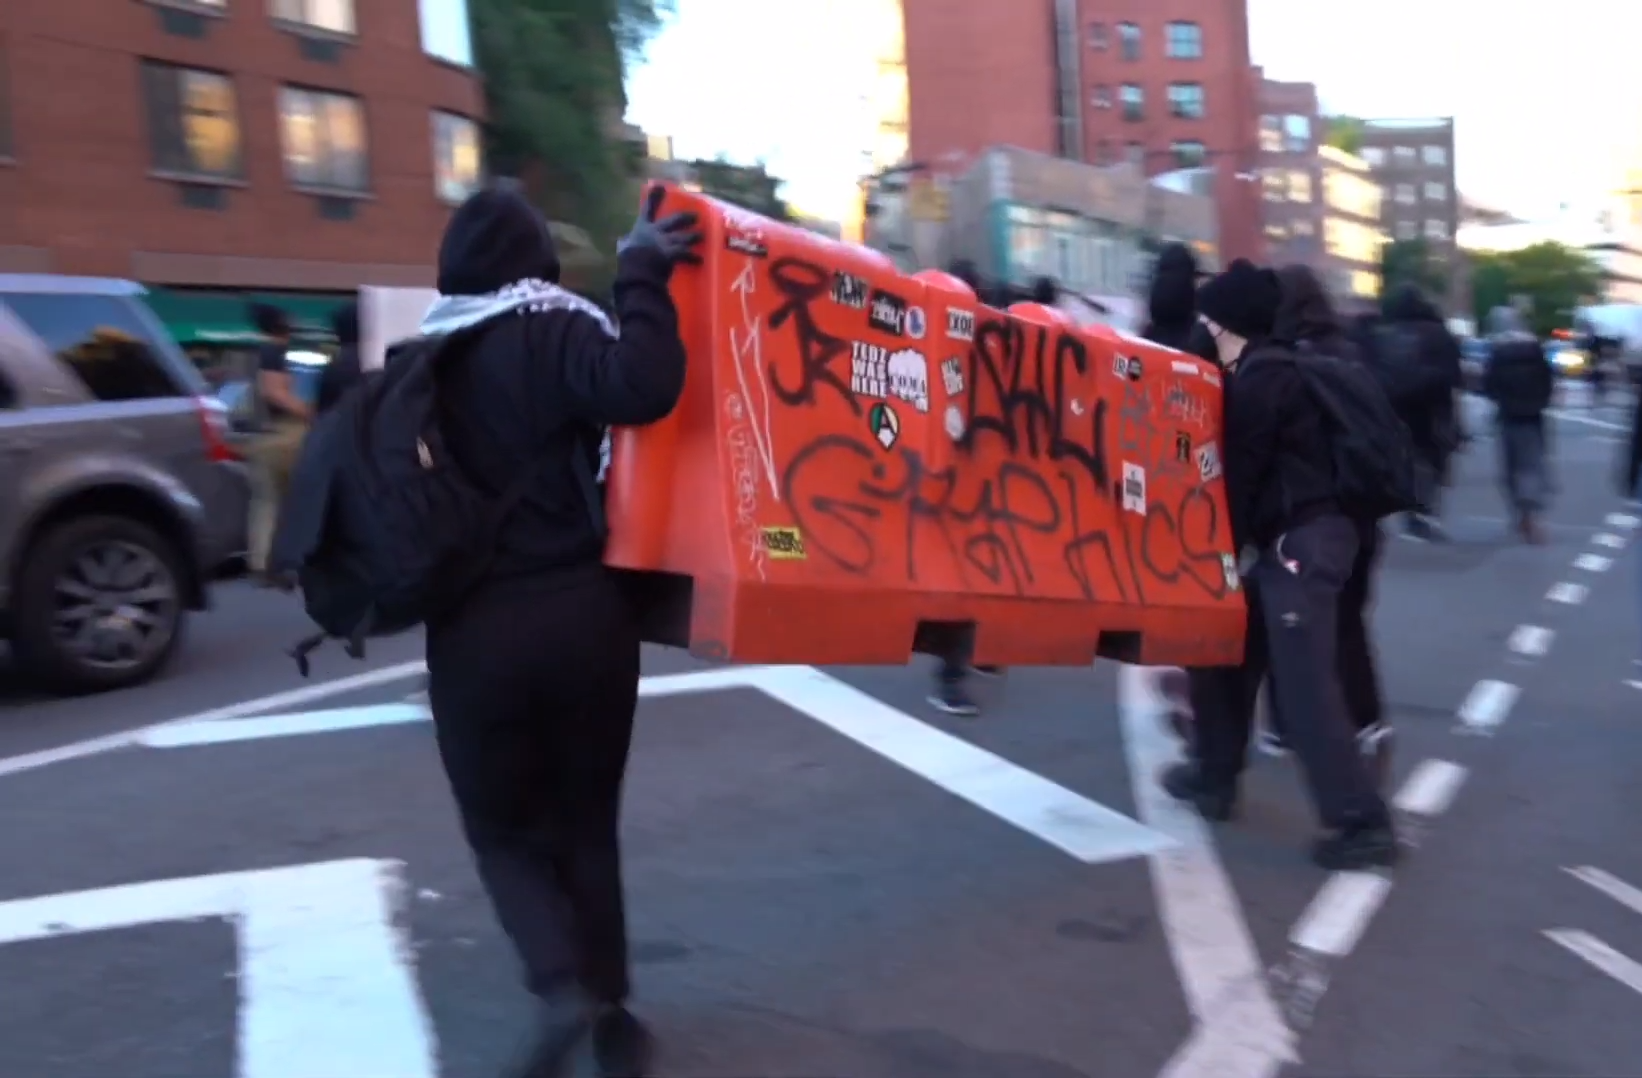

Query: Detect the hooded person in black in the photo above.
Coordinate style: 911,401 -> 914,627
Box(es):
1161,260 -> 1396,871
421,183 -> 699,1078
1140,242 -> 1219,364
1379,284 -> 1463,540
315,300 -> 362,415
1483,305 -> 1556,543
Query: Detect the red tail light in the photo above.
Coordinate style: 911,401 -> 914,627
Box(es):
194,396 -> 241,463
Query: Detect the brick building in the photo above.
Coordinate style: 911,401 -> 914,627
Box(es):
1358,117 -> 1464,310
0,0 -> 483,338
902,0 -> 1262,263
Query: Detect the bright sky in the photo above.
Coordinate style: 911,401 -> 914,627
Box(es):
625,0 -> 1641,225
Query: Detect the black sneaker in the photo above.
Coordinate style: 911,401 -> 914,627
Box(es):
1356,722 -> 1394,791
1160,761 -> 1237,821
928,682 -> 979,716
591,1006 -> 655,1078
1311,822 -> 1400,870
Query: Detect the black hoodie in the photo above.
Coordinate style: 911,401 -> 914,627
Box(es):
434,187 -> 687,580
1141,243 -> 1218,364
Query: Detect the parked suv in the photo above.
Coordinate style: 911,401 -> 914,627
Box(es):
0,276 -> 250,693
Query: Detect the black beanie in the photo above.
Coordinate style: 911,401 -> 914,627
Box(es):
1195,258 -> 1281,341
436,186 -> 561,296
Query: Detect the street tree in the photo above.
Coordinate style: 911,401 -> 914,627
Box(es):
683,156 -> 793,221
1379,237 -> 1447,299
1470,242 -> 1605,337
470,0 -> 671,289
1323,115 -> 1365,155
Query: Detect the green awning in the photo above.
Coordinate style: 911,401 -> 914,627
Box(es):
143,288 -> 351,346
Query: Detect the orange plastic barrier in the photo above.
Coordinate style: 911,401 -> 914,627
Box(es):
603,183 -> 1245,668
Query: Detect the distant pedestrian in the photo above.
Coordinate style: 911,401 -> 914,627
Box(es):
1378,286 -> 1464,541
314,300 -> 363,416
1482,306 -> 1555,544
1621,369 -> 1642,666
1140,241 -> 1218,365
247,303 -> 310,587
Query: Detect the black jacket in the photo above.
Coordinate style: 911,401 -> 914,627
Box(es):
1222,341 -> 1342,549
437,245 -> 686,580
1482,335 -> 1554,421
1380,286 -> 1463,451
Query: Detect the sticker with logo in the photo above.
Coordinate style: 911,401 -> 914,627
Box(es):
1174,431 -> 1192,462
725,233 -> 767,258
1171,359 -> 1198,375
831,271 -> 867,309
946,309 -> 975,342
867,289 -> 908,336
1111,354 -> 1143,381
906,306 -> 927,339
868,402 -> 900,449
944,404 -> 965,441
1121,462 -> 1146,515
940,357 -> 964,395
761,526 -> 806,560
850,341 -> 929,412
1195,441 -> 1222,482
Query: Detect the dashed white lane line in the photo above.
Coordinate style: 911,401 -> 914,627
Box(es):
1607,512 -> 1640,530
1594,532 -> 1626,549
1568,866 -> 1642,917
1544,931 -> 1642,996
1574,553 -> 1614,572
1506,625 -> 1553,657
1457,679 -> 1520,732
1290,871 -> 1394,958
1393,759 -> 1468,816
1547,582 -> 1588,605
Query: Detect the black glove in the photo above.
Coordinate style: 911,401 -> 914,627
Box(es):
618,186 -> 703,265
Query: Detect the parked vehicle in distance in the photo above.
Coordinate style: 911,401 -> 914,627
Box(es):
0,275 -> 251,693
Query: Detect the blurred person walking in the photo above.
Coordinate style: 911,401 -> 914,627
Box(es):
247,303 -> 311,586
1377,286 -> 1464,541
1483,306 -> 1556,543
315,300 -> 364,416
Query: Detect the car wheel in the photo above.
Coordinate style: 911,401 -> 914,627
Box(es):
12,515 -> 187,695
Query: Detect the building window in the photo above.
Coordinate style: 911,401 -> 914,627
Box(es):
1424,181 -> 1447,202
1266,222 -> 1289,240
419,0 -> 474,66
1422,144 -> 1446,167
1089,21 -> 1107,49
1172,140 -> 1206,167
1092,84 -> 1111,109
1283,114 -> 1310,152
1361,147 -> 1384,167
1288,170 -> 1313,201
1292,217 -> 1315,236
1263,170 -> 1286,201
1120,84 -> 1143,121
1395,219 -> 1416,240
1424,219 -> 1448,241
432,111 -> 481,203
270,0 -> 356,36
1118,22 -> 1140,60
139,62 -> 242,180
1165,21 -> 1202,59
1168,83 -> 1205,119
1126,141 -> 1145,165
1393,145 -> 1416,164
278,86 -> 368,192
1260,114 -> 1281,153
1395,183 -> 1415,204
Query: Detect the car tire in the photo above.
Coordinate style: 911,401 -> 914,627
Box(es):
11,515 -> 188,695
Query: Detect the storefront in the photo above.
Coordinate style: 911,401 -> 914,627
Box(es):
141,288 -> 352,386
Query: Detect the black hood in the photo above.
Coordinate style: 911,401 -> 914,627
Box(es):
1382,283 -> 1442,324
1273,263 -> 1340,343
437,186 -> 561,296
1147,242 -> 1200,328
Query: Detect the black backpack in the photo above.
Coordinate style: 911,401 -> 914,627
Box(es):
269,329 -> 606,675
1262,343 -> 1420,521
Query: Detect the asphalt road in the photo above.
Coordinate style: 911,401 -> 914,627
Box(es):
0,388 -> 1638,1078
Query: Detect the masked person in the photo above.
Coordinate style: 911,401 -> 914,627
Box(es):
1378,285 -> 1463,541
1140,241 -> 1219,366
1161,259 -> 1397,870
420,184 -> 700,1078
1483,306 -> 1556,544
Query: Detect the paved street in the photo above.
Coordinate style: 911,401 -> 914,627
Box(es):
1,388 -> 1640,1077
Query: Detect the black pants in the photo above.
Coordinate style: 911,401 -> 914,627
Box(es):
1191,515 -> 1388,829
427,564 -> 641,1005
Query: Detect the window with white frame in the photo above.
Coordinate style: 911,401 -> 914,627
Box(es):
1118,22 -> 1140,60
278,85 -> 368,191
1120,83 -> 1143,121
1424,218 -> 1448,241
1165,21 -> 1202,59
1422,144 -> 1446,166
419,0 -> 474,66
1362,146 -> 1384,167
432,111 -> 481,202
270,0 -> 355,35
1168,82 -> 1204,119
1395,183 -> 1415,204
1424,181 -> 1446,202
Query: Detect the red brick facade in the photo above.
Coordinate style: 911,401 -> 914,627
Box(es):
0,0 -> 481,288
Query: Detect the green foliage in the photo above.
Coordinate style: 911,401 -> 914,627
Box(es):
1323,115 -> 1365,155
469,0 -> 672,288
1379,237 -> 1446,298
684,156 -> 794,221
1469,242 -> 1605,337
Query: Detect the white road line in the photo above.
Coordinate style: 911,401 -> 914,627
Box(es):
0,660 -> 429,779
756,665 -> 1174,864
1457,679 -> 1520,731
1608,512 -> 1640,530
1290,871 -> 1394,957
1545,929 -> 1642,997
1547,582 -> 1588,604
1627,680 -> 1642,691
1594,532 -> 1626,548
1394,759 -> 1467,817
1574,553 -> 1614,572
1506,625 -> 1553,657
139,704 -> 430,748
1547,410 -> 1630,432
1567,866 -> 1642,918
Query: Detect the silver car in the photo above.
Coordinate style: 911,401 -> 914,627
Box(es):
0,275 -> 251,693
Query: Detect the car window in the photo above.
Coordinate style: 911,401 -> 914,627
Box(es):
0,293 -> 186,402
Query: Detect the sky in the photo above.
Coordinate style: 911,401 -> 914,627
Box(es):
625,0 -> 1641,226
